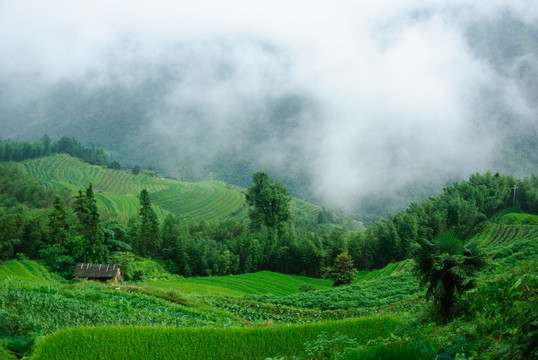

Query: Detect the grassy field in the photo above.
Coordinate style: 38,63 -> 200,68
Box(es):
144,270 -> 333,296
30,317 -> 404,360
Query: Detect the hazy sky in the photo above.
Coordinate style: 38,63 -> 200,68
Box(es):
1,0 -> 536,210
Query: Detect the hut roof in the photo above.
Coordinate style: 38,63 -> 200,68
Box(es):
74,263 -> 120,278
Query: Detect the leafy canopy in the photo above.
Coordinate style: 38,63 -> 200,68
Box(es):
414,230 -> 487,323
246,171 -> 292,230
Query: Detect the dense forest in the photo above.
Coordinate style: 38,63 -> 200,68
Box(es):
0,136 -> 109,166
1,138 -> 537,282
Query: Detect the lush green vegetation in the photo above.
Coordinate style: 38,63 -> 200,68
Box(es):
21,154 -> 354,226
0,135 -> 108,166
1,137 -> 538,359
146,270 -> 332,296
1,203 -> 537,359
30,317 -> 402,360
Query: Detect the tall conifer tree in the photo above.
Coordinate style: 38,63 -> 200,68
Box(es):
137,189 -> 161,257
73,183 -> 106,263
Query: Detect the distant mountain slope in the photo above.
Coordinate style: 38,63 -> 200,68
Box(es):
19,154 -> 359,228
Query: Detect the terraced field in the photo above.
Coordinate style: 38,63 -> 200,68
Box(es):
20,155 -> 250,221
355,260 -> 413,283
145,271 -> 333,296
150,180 -> 247,221
30,317 -> 404,360
0,260 -> 56,284
19,155 -> 339,224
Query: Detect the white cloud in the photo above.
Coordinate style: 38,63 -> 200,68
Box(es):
0,0 -> 535,210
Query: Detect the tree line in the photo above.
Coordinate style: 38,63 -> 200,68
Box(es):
1,159 -> 537,280
0,136 -> 108,166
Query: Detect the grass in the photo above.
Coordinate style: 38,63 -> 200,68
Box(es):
355,260 -> 413,283
0,260 -> 56,284
145,270 -> 333,296
30,316 -> 403,360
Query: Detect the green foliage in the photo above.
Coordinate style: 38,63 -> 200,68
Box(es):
136,189 -> 161,257
0,136 -> 108,165
246,171 -> 292,230
305,331 -> 358,359
463,260 -> 538,359
0,276 -> 222,340
248,271 -> 423,311
0,343 -> 18,360
108,160 -> 121,170
414,231 -> 487,323
324,252 -> 357,287
0,260 -> 56,284
47,195 -> 69,248
109,252 -> 136,280
38,244 -> 75,278
23,155 -> 248,222
299,283 -> 317,292
148,270 -> 332,297
30,317 -> 402,360
0,163 -> 58,208
345,342 -> 431,360
73,184 -> 107,263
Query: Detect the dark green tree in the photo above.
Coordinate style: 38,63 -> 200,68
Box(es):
246,171 -> 292,230
108,160 -> 121,170
324,251 -> 356,287
414,231 -> 487,323
0,206 -> 24,260
41,134 -> 51,156
137,189 -> 161,257
73,184 -> 107,263
302,232 -> 327,277
48,195 -> 69,247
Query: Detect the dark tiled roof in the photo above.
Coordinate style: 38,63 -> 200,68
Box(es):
73,263 -> 119,278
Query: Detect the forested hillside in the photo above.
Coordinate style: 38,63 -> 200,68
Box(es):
2,144 -> 537,278
1,205 -> 536,358
1,151 -> 537,358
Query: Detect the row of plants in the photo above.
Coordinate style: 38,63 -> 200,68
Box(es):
0,275 -> 233,354
246,271 -> 424,311
22,155 -> 164,195
150,180 -> 246,221
146,270 -> 332,296
210,297 -> 374,324
30,317 -> 403,360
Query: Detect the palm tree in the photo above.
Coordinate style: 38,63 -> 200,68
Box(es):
414,231 -> 487,323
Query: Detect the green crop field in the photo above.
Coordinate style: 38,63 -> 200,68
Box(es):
19,154 -> 340,224
144,270 -> 333,296
30,317 -> 403,360
0,260 -> 56,284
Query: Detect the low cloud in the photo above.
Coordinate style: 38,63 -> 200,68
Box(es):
0,1 -> 536,211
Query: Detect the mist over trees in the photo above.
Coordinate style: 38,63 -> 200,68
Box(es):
1,2 -> 536,219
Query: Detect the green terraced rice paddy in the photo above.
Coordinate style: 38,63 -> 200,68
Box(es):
355,260 -> 413,283
145,270 -> 333,296
0,260 -> 55,284
31,316 -> 403,360
20,154 -> 334,223
20,155 -> 248,221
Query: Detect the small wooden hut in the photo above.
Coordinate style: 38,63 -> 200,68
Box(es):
73,263 -> 122,282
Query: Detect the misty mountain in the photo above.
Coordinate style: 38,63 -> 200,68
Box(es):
1,4 -> 537,221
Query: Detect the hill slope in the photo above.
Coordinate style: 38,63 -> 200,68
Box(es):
1,207 -> 536,359
19,154 -> 360,228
